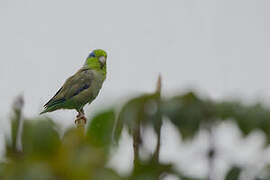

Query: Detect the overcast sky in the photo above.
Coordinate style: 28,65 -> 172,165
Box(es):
1,0 -> 270,178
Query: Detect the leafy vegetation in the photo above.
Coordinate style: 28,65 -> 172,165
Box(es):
2,79 -> 270,179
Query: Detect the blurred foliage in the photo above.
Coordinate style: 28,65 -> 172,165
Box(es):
116,93 -> 160,137
86,109 -> 115,153
162,92 -> 215,139
225,167 -> 242,180
3,86 -> 270,179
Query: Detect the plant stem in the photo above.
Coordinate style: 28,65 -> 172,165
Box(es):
133,123 -> 141,164
12,95 -> 24,152
153,75 -> 162,162
207,127 -> 216,180
153,122 -> 162,161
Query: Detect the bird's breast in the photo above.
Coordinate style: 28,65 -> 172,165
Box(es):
89,70 -> 106,97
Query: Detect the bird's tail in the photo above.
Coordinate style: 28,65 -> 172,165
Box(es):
40,109 -> 48,115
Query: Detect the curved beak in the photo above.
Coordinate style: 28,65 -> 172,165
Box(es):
99,56 -> 106,68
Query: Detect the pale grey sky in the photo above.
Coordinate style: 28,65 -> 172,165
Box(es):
1,0 -> 270,179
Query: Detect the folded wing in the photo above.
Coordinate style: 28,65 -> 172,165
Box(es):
42,68 -> 93,113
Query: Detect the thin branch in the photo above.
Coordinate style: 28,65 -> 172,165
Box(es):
153,122 -> 162,161
133,122 -> 141,164
153,74 -> 162,162
13,94 -> 24,152
207,126 -> 216,180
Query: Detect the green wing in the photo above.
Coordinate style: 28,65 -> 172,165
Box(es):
41,68 -> 93,114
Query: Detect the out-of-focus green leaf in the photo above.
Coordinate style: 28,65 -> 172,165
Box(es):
129,159 -> 173,180
21,118 -> 61,159
216,101 -> 270,144
116,93 -> 160,140
163,91 -> 270,144
116,92 -> 162,162
6,97 -> 24,158
86,109 -> 116,151
10,112 -> 20,150
93,168 -> 124,180
8,163 -> 54,180
52,127 -> 109,180
5,89 -> 270,180
225,167 -> 241,180
180,176 -> 205,180
162,92 -> 215,139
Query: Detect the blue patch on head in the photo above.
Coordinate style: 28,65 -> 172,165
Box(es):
88,51 -> 95,58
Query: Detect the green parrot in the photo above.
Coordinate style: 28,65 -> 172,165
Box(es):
40,49 -> 107,120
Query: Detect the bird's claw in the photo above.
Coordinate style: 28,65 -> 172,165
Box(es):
75,115 -> 87,124
76,113 -> 82,118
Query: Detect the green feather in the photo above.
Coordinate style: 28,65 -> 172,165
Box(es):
41,49 -> 107,114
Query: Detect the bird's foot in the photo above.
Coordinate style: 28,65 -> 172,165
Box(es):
75,115 -> 87,125
76,112 -> 82,118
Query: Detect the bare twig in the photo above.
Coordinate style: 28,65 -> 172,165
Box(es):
133,124 -> 141,164
207,126 -> 216,180
133,75 -> 163,164
153,75 -> 162,162
12,94 -> 24,152
156,74 -> 162,94
153,123 -> 161,161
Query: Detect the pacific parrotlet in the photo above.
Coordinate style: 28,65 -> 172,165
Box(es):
40,49 -> 107,118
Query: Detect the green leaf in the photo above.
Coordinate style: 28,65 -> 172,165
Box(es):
216,101 -> 270,144
6,101 -> 24,157
130,159 -> 173,180
180,176 -> 205,180
225,167 -> 241,180
162,92 -> 214,139
93,168 -> 124,180
86,109 -> 116,151
21,118 -> 61,159
116,93 -> 160,137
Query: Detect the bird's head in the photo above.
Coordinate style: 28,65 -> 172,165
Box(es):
85,49 -> 107,70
